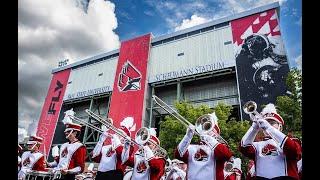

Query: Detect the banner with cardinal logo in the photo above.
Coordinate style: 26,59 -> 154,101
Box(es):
108,34 -> 151,139
231,8 -> 290,120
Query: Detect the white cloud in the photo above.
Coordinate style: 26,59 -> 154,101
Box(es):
175,15 -> 210,31
18,128 -> 28,142
18,0 -> 120,134
295,54 -> 302,70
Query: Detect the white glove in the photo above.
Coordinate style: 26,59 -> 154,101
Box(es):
257,119 -> 272,130
186,125 -> 195,138
98,131 -> 109,143
111,134 -> 121,150
241,123 -> 260,146
143,145 -> 155,161
258,119 -> 287,147
177,125 -> 194,157
252,121 -> 260,130
121,138 -> 131,164
200,134 -> 219,149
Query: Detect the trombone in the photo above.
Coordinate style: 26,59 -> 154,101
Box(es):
85,109 -> 167,158
152,95 -> 229,146
67,113 -> 109,135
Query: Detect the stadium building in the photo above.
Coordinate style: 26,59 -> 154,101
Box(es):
34,2 -> 290,159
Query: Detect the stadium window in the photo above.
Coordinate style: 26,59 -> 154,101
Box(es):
151,41 -> 163,46
162,37 -> 175,44
98,73 -> 103,76
215,22 -> 229,29
68,81 -> 72,84
224,41 -> 232,45
201,26 -> 215,32
174,34 -> 187,40
187,30 -> 201,36
177,52 -> 184,56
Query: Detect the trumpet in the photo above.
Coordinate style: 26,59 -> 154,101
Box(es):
243,101 -> 263,121
85,109 -> 167,158
152,95 -> 229,147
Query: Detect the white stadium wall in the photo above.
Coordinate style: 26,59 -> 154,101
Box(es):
63,56 -> 118,101
148,25 -> 235,83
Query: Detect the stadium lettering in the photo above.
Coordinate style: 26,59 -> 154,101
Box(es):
48,80 -> 63,115
152,61 -> 227,82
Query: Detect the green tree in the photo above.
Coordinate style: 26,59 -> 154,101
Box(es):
158,101 -> 251,171
275,68 -> 302,139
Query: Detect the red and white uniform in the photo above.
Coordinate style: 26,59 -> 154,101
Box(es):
240,104 -> 302,179
18,151 -> 46,179
92,131 -> 133,173
122,128 -> 166,180
175,130 -> 233,180
240,125 -> 301,179
122,148 -> 166,180
53,140 -> 86,174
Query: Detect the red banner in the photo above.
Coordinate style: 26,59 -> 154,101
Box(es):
108,34 -> 151,140
36,69 -> 71,156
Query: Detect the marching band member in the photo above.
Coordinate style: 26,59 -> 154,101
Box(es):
224,157 -> 242,180
18,136 -> 47,179
174,112 -> 233,180
122,127 -> 166,180
91,123 -> 134,180
240,103 -> 302,180
49,122 -> 87,180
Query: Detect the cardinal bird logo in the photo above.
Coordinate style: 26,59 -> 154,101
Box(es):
23,157 -> 30,166
105,148 -> 115,157
118,60 -> 142,92
261,144 -> 278,156
136,160 -> 148,173
61,148 -> 68,158
194,148 -> 208,162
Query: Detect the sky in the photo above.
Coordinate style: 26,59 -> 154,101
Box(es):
18,0 -> 302,141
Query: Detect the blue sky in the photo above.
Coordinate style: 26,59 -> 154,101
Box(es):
109,0 -> 302,69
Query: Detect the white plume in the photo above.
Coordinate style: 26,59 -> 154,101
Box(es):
51,145 -> 59,157
209,112 -> 218,125
63,108 -> 74,124
261,103 -> 277,115
129,124 -> 136,132
120,117 -> 134,129
149,128 -> 157,137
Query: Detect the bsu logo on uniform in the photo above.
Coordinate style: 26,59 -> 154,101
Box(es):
194,148 -> 209,162
61,148 -> 68,158
118,60 -> 142,92
261,144 -> 278,156
136,160 -> 148,173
